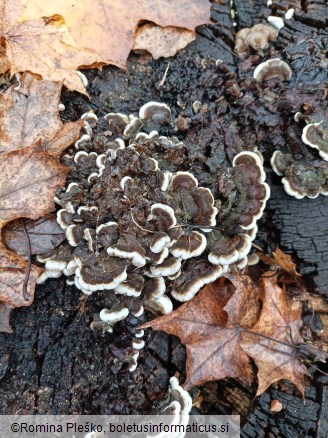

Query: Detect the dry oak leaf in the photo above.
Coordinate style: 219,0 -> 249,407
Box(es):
240,277 -> 308,396
141,274 -> 257,391
2,215 -> 66,256
0,143 -> 68,226
21,0 -> 211,68
0,0 -> 103,93
0,72 -> 84,155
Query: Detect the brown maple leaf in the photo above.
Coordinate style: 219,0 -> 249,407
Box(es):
0,72 -> 84,155
2,214 -> 65,256
0,0 -> 103,93
21,0 -> 211,68
141,275 -> 257,390
240,277 -> 308,396
141,274 -> 307,395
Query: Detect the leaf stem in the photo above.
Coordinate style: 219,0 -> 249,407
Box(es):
21,219 -> 32,301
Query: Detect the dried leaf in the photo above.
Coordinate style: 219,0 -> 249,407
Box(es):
133,24 -> 196,60
42,120 -> 85,157
240,277 -> 307,396
21,0 -> 211,67
0,303 -> 13,333
142,274 -> 307,395
0,142 -> 68,226
0,242 -> 42,308
0,72 -> 84,154
258,246 -> 300,278
272,247 -> 301,277
0,0 -> 102,93
0,143 -> 68,332
141,275 -> 254,391
2,215 -> 66,256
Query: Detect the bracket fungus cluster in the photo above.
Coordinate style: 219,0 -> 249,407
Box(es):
234,24 -> 278,59
271,109 -> 328,199
271,151 -> 328,199
37,102 -> 269,368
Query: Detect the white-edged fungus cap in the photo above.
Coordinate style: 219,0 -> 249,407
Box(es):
150,257 -> 182,277
171,231 -> 207,260
302,122 -> 328,161
208,234 -> 252,266
253,59 -> 292,82
169,376 -> 192,415
107,244 -> 146,268
171,263 -> 223,302
148,203 -> 177,230
142,277 -> 166,300
57,209 -> 73,230
139,102 -> 171,124
150,232 -> 171,253
114,275 -> 144,297
100,304 -> 129,324
75,257 -> 127,292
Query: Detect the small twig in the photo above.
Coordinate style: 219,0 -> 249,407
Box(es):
130,211 -> 155,234
303,361 -> 328,376
21,219 -> 32,301
158,62 -> 170,88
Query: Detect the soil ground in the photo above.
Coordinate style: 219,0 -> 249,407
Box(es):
1,0 -> 328,436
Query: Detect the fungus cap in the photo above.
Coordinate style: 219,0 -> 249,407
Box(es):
99,304 -> 129,324
148,203 -> 177,230
170,231 -> 207,260
139,102 -> 171,124
171,263 -> 223,302
253,59 -> 292,82
302,122 -> 328,161
150,232 -> 171,253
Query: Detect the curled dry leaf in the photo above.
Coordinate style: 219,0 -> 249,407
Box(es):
258,246 -> 300,279
2,215 -> 66,256
21,0 -> 211,67
141,274 -> 307,395
0,142 -> 68,225
0,0 -> 103,93
133,24 -> 196,60
0,72 -> 84,155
